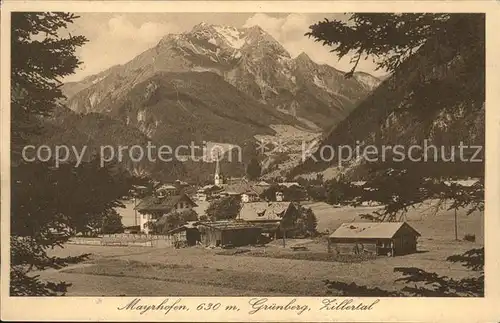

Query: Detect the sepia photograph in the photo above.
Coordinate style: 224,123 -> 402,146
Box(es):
1,1 -> 499,321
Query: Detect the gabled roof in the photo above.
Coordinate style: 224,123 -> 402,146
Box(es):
167,221 -> 201,234
157,184 -> 177,190
277,182 -> 301,188
239,202 -> 295,221
135,194 -> 197,213
329,222 -> 421,239
223,180 -> 266,196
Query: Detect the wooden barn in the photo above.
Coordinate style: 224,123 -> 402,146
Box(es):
197,221 -> 262,248
328,222 -> 421,257
167,221 -> 201,247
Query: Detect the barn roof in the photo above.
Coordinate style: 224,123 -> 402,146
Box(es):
135,194 -> 197,213
329,222 -> 421,239
167,221 -> 201,234
253,222 -> 281,232
239,202 -> 295,222
198,220 -> 259,231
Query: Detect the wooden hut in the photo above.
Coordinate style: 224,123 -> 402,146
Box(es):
328,222 -> 421,257
197,221 -> 262,248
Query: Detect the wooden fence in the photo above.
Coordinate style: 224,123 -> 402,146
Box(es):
68,233 -> 176,248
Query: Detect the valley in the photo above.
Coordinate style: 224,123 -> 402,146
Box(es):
55,22 -> 381,181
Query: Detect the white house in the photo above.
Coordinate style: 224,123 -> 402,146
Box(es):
135,193 -> 198,234
241,192 -> 259,203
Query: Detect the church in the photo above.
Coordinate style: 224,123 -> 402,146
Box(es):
213,155 -> 224,186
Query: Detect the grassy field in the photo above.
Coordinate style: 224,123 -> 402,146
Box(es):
305,201 -> 484,243
39,201 -> 483,296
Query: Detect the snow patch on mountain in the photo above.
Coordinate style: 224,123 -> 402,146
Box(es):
88,92 -> 100,109
353,72 -> 382,91
233,51 -> 242,59
91,75 -> 107,85
137,110 -> 146,123
313,75 -> 333,93
213,25 -> 245,49
191,66 -> 222,75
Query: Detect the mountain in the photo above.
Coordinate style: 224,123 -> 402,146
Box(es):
105,71 -> 302,146
353,72 -> 383,91
32,106 -> 256,183
290,14 -> 484,180
30,106 -> 181,177
62,23 -> 380,132
58,22 -> 385,181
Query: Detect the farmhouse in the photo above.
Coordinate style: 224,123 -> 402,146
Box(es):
328,222 -> 421,257
156,184 -> 179,197
239,201 -> 299,223
238,202 -> 300,237
135,193 -> 198,234
264,183 -> 307,202
197,221 -> 262,247
222,180 -> 266,203
241,192 -> 259,203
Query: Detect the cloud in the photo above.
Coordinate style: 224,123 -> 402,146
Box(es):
66,15 -> 181,82
243,13 -> 384,76
243,13 -> 309,43
107,15 -> 179,43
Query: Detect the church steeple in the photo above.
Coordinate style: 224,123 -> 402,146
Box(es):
214,153 -> 222,186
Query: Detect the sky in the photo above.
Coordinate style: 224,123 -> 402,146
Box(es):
64,13 -> 384,82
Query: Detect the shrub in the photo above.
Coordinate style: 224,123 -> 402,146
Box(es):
153,209 -> 198,234
101,210 -> 124,234
205,196 -> 241,221
464,234 -> 476,242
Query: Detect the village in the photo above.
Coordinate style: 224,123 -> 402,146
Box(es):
40,156 -> 484,296
89,157 -> 421,257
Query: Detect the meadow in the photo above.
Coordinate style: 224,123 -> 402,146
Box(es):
40,201 -> 483,296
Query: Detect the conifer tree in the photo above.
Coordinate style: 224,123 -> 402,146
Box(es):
308,14 -> 485,296
10,12 -> 139,296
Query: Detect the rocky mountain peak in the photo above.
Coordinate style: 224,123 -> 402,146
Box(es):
62,21 -> 381,138
295,51 -> 313,63
187,22 -> 246,49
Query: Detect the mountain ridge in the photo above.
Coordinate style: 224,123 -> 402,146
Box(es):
290,14 -> 484,181
62,22 -> 381,131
